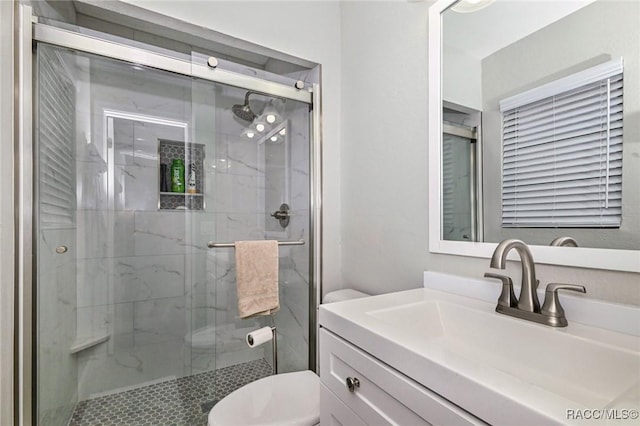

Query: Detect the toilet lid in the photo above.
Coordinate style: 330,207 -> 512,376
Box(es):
208,370 -> 320,426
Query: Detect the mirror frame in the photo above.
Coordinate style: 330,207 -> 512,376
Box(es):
428,0 -> 640,272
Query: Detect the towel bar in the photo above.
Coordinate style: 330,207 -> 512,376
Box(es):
207,239 -> 305,248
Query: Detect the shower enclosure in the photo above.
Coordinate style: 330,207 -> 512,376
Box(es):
19,10 -> 319,425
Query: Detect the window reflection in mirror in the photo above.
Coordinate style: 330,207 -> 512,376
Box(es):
441,0 -> 640,250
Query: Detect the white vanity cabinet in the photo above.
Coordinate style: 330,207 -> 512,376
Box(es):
319,328 -> 485,426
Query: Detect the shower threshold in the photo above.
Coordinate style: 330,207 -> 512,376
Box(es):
69,358 -> 273,426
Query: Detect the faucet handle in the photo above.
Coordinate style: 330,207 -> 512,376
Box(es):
484,273 -> 517,308
541,283 -> 586,327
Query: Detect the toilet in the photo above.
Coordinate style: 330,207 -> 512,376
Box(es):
208,370 -> 320,426
207,289 -> 369,426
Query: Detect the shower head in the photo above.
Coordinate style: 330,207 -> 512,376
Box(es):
232,91 -> 258,122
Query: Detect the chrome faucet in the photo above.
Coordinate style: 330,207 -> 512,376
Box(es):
485,239 -> 586,327
489,239 -> 539,312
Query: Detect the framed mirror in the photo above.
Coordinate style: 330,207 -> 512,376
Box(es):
428,0 -> 640,272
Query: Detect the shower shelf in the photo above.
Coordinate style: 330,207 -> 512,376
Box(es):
70,333 -> 111,354
158,139 -> 206,211
160,192 -> 204,196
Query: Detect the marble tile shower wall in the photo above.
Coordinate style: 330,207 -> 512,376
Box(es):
72,60 -> 310,399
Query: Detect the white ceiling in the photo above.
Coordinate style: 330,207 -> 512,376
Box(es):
443,0 -> 598,60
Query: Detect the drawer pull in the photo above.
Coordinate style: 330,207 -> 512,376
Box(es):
346,376 -> 360,392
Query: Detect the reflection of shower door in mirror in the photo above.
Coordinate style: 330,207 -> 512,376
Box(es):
442,127 -> 478,242
35,38 -> 312,425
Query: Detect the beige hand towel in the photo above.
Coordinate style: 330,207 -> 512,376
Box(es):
235,240 -> 280,319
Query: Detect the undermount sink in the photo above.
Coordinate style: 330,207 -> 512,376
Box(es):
367,300 -> 640,409
319,271 -> 640,425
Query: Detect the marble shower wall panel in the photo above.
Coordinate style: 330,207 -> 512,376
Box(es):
113,302 -> 134,339
112,255 -> 185,304
215,212 -> 264,242
133,211 -> 207,256
76,305 -> 109,342
76,257 -> 109,308
76,337 -> 186,400
215,133 -> 264,176
114,164 -> 158,211
213,173 -> 264,214
133,296 -> 186,345
76,210 -> 135,260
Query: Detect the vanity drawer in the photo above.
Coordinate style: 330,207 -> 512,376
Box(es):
320,328 -> 485,426
320,383 -> 367,426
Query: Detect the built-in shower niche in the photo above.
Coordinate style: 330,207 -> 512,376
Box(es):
158,139 -> 205,211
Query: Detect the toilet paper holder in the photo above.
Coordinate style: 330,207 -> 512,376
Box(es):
247,326 -> 278,374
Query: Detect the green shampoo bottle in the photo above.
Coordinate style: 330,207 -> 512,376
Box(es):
171,158 -> 185,193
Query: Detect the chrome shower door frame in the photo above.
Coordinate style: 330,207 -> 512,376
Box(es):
32,23 -> 312,105
16,5 -> 34,426
17,8 -> 322,424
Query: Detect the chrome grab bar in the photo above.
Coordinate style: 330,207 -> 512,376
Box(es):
207,239 -> 305,248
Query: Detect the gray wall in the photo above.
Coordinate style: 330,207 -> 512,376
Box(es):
340,1 -> 431,295
481,0 -> 640,250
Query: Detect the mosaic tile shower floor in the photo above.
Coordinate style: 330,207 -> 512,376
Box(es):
69,358 -> 273,426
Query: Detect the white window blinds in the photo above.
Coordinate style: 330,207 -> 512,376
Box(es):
499,58 -> 623,228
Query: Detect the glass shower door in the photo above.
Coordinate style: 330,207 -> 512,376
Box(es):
191,75 -> 311,379
35,39 -> 313,426
35,43 -> 216,425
